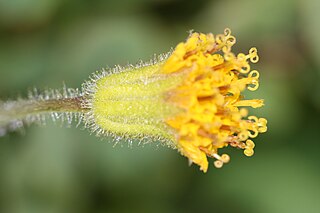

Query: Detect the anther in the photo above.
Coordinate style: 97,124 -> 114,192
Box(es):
240,64 -> 251,74
245,139 -> 255,148
248,47 -> 259,63
244,148 -> 254,157
247,81 -> 259,91
214,160 -> 224,168
220,154 -> 230,163
248,129 -> 258,138
248,70 -> 260,79
248,116 -> 258,123
224,28 -> 231,36
238,131 -> 249,141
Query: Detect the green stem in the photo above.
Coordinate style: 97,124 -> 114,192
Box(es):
0,96 -> 88,128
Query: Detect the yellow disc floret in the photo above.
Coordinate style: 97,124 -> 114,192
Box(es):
161,29 -> 267,172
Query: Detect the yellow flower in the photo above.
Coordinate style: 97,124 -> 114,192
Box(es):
83,28 -> 267,172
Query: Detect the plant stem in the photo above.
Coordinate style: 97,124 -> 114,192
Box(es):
0,96 -> 88,128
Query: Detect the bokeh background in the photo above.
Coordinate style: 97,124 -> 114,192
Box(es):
0,0 -> 319,212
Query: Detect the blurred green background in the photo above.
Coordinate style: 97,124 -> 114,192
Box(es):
0,0 -> 319,212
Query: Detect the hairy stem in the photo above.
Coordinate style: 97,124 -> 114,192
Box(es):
0,96 -> 88,130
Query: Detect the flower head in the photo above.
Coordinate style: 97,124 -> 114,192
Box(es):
83,28 -> 267,172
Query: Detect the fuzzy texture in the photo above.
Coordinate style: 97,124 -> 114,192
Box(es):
81,53 -> 180,147
0,86 -> 83,136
